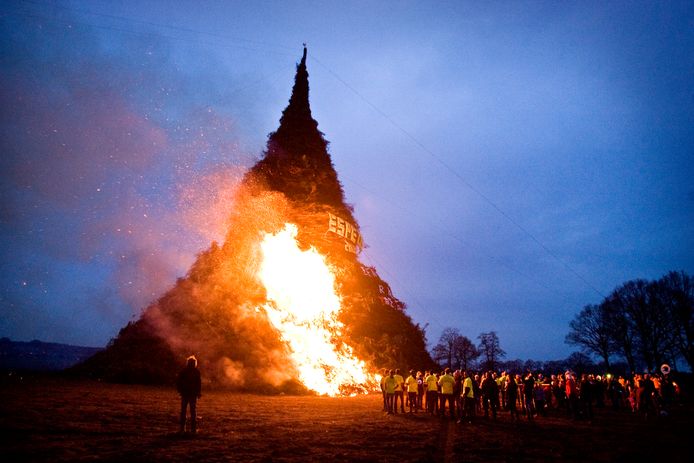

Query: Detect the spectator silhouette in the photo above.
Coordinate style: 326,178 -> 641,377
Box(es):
177,355 -> 202,434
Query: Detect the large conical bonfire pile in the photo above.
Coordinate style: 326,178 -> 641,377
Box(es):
75,48 -> 433,394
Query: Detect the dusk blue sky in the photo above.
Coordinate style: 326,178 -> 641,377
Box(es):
1,0 -> 692,361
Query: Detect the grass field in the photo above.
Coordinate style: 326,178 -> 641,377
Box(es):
0,375 -> 691,462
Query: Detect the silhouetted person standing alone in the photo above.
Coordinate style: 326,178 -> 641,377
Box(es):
177,355 -> 201,434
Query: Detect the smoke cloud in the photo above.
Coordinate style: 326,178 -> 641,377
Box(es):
0,10 -> 256,345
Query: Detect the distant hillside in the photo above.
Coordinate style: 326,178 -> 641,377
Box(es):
0,338 -> 103,372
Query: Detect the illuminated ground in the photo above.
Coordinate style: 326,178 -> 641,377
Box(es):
1,375 -> 691,462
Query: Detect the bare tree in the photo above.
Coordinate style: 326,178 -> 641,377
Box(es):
431,344 -> 450,369
431,327 -> 461,369
452,335 -> 480,371
571,272 -> 692,374
477,331 -> 505,372
603,293 -> 638,373
616,279 -> 675,371
658,271 -> 694,370
565,303 -> 615,369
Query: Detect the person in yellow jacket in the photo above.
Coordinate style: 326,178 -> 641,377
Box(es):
383,369 -> 397,414
438,368 -> 456,419
425,370 -> 438,414
405,370 -> 418,413
460,371 -> 476,423
393,369 -> 405,414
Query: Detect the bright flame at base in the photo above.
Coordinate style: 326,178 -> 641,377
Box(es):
258,223 -> 376,396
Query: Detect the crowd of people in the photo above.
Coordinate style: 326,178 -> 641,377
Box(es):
379,367 -> 680,423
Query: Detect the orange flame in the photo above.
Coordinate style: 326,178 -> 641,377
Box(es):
257,223 -> 376,396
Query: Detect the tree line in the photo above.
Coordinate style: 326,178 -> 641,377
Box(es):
566,270 -> 692,373
430,329 -> 599,375
430,270 -> 692,376
431,329 -> 506,372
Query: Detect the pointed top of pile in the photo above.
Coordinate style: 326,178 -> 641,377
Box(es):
249,46 -> 352,216
280,46 -> 311,128
273,45 -> 320,144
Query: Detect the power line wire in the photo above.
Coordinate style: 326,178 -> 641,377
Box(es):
311,54 -> 607,300
5,3 -> 294,58
17,0 -> 295,54
341,175 -> 567,299
360,248 -> 448,337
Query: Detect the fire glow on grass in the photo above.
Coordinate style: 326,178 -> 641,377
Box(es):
258,223 -> 376,396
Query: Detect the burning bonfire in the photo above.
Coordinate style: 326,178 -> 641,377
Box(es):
259,223 -> 373,395
76,47 -> 433,395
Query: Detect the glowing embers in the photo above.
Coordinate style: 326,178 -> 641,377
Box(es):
258,223 -> 374,396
